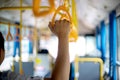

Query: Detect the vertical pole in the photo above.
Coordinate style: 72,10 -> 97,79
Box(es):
109,10 -> 117,80
96,26 -> 101,50
112,11 -> 117,80
34,19 -> 38,56
109,12 -> 113,78
19,0 -> 23,74
100,21 -> 106,62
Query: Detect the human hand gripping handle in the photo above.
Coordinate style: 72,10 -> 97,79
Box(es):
48,19 -> 71,39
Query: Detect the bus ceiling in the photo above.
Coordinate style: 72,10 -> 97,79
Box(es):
0,0 -> 120,35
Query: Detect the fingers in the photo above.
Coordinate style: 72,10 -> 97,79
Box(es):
63,19 -> 71,26
48,19 -> 71,29
55,20 -> 59,24
55,19 -> 70,24
48,22 -> 52,27
48,22 -> 54,32
54,20 -> 60,27
63,19 -> 68,22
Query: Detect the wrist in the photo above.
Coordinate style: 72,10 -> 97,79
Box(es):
58,35 -> 69,40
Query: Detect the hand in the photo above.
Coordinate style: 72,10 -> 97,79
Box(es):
48,19 -> 71,38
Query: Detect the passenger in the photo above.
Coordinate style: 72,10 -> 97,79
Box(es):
13,26 -> 20,58
0,19 -> 71,80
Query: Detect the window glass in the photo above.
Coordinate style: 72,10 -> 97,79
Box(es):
117,16 -> 120,61
117,16 -> 120,79
104,24 -> 110,73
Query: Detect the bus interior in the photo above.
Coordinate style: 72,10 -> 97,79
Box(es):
0,0 -> 120,80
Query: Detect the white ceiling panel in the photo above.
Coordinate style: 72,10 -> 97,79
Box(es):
0,0 -> 120,34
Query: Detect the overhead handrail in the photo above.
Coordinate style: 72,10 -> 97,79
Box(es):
33,0 -> 55,17
6,23 -> 13,41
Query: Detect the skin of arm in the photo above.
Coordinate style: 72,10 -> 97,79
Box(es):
45,19 -> 71,80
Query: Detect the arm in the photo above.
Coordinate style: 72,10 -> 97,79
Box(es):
51,34 -> 70,80
45,20 -> 70,80
5,20 -> 70,80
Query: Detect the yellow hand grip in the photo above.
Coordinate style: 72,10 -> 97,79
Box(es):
69,25 -> 78,42
63,0 -> 70,10
6,23 -> 13,41
51,5 -> 78,42
51,5 -> 72,26
60,13 -> 69,20
33,0 -> 55,17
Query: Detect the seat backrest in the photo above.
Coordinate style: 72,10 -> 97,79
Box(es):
14,61 -> 34,76
74,58 -> 103,80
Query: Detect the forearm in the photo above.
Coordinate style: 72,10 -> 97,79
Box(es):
51,36 -> 70,80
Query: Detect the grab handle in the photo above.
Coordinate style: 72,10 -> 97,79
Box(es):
6,23 -> 13,41
33,0 -> 55,17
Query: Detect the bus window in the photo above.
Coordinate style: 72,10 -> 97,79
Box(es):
85,36 -> 96,57
117,16 -> 120,79
104,24 -> 109,74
